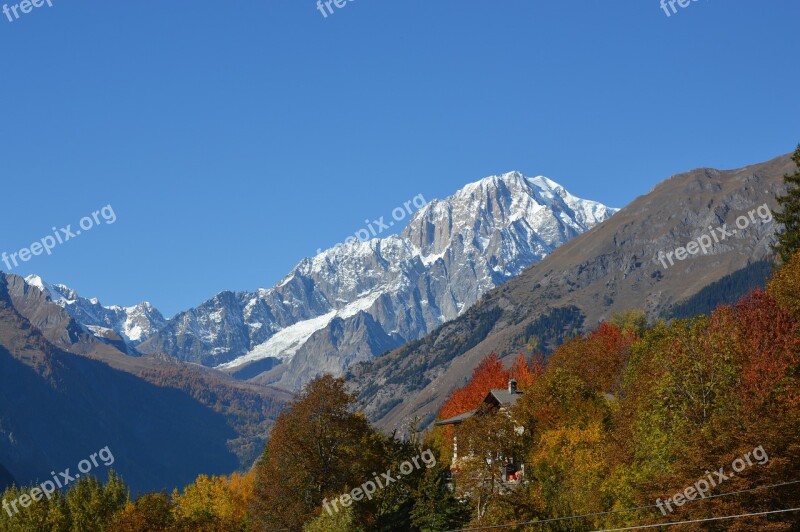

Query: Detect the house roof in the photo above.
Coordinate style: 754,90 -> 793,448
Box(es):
435,409 -> 477,426
486,389 -> 523,407
434,386 -> 524,426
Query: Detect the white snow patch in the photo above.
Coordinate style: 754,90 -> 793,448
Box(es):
87,325 -> 115,336
338,290 -> 383,319
277,275 -> 294,288
218,310 -> 337,368
219,291 -> 384,369
124,323 -> 144,342
420,250 -> 447,266
24,275 -> 46,291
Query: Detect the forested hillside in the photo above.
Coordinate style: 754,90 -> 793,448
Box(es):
668,260 -> 774,319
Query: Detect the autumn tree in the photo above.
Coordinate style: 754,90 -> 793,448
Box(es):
733,290 -> 800,415
545,322 -> 637,395
303,505 -> 363,532
439,352 -> 542,422
768,248 -> 800,317
250,375 -> 386,531
510,352 -> 544,389
172,472 -> 254,530
609,309 -> 648,336
110,493 -> 175,532
65,472 -> 128,532
0,484 -> 70,532
438,354 -> 509,422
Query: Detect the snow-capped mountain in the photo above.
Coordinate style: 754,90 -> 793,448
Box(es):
23,275 -> 166,346
137,171 -> 617,389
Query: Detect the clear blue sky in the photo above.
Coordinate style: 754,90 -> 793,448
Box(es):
1,0 -> 798,317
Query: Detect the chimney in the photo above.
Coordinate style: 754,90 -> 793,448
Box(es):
508,379 -> 517,394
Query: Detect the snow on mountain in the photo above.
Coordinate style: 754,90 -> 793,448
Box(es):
218,289 -> 385,369
137,171 -> 618,389
22,275 -> 166,346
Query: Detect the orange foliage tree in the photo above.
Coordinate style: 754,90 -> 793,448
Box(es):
734,290 -> 800,413
438,353 -> 543,422
546,322 -> 637,395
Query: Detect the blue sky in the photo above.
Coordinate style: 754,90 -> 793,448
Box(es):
0,0 -> 798,317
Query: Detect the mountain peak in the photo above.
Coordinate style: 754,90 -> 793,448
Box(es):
24,274 -> 46,291
404,171 -> 617,261
139,169 -> 618,390
455,170 -> 529,197
21,275 -> 165,346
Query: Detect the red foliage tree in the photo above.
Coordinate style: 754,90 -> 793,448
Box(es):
733,290 -> 800,411
546,322 -> 637,394
510,352 -> 544,389
439,354 -> 507,421
438,352 -> 544,422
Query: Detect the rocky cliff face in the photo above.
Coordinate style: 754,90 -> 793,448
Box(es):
137,172 -> 617,390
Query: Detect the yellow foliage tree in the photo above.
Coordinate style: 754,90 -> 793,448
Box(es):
768,249 -> 800,317
172,471 -> 254,530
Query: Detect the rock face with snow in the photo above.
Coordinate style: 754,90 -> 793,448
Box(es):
134,172 -> 617,389
22,275 -> 166,348
349,154 -> 792,433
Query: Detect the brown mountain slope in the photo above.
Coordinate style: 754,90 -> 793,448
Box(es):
2,273 -> 292,406
0,273 -> 291,493
348,152 -> 794,431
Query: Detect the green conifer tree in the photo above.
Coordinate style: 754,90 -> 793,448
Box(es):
773,145 -> 800,263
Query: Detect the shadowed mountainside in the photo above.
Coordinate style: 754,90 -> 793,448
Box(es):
0,273 -> 291,494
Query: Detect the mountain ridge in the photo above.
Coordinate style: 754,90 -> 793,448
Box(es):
0,271 -> 291,493
135,171 -> 617,390
22,274 -> 166,349
347,152 -> 794,432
